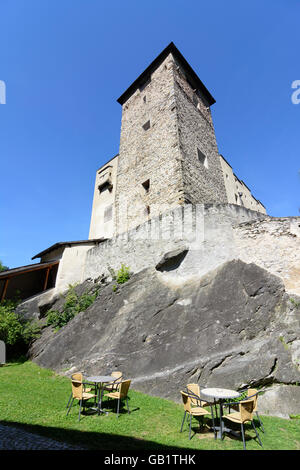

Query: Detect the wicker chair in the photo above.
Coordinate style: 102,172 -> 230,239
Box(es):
187,383 -> 219,418
180,390 -> 216,440
66,373 -> 97,421
65,372 -> 93,409
103,371 -> 123,392
247,388 -> 265,433
104,379 -> 131,418
222,394 -> 263,449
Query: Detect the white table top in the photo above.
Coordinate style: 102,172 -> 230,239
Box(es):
86,375 -> 114,383
201,388 -> 240,400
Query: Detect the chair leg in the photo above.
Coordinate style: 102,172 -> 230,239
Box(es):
180,411 -> 186,432
66,391 -> 72,409
66,397 -> 74,416
251,420 -> 263,447
126,397 -> 130,414
256,411 -> 265,433
189,414 -> 192,440
241,423 -> 246,450
117,398 -> 120,418
78,399 -> 82,422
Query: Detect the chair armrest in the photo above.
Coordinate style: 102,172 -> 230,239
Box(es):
83,381 -> 97,387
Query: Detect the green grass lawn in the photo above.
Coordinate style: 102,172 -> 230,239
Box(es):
0,360 -> 299,451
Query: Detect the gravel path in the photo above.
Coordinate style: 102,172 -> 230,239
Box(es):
0,423 -> 86,450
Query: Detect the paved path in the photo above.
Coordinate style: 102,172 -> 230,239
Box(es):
0,423 -> 86,450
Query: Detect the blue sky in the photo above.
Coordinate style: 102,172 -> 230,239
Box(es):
0,0 -> 299,269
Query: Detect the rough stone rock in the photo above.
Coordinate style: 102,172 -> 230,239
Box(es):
15,278 -> 106,321
29,260 -> 300,418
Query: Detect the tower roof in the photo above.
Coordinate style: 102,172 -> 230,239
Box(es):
117,42 -> 216,106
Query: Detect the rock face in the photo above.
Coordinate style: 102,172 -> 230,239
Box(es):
29,260 -> 300,418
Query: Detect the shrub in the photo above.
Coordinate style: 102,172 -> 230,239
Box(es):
115,264 -> 131,284
46,284 -> 99,330
0,299 -> 41,358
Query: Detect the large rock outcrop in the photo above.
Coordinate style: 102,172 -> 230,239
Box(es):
28,260 -> 300,418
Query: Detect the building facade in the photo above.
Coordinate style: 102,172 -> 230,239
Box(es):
89,42 -> 266,240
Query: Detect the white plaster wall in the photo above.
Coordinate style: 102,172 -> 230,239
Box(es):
89,155 -> 118,239
55,244 -> 96,294
84,204 -> 300,296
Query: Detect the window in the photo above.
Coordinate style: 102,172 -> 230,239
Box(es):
143,95 -> 147,103
142,120 -> 150,131
104,205 -> 113,223
142,179 -> 150,193
145,205 -> 150,216
99,181 -> 112,193
197,148 -> 208,169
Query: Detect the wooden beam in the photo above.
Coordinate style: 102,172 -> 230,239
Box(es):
43,267 -> 50,291
0,261 -> 59,280
1,278 -> 9,302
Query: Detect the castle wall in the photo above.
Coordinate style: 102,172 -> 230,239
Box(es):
83,204 -> 300,296
114,53 -> 184,235
83,204 -> 263,280
219,155 -> 266,214
89,155 -> 118,239
54,244 -> 96,293
173,59 -> 228,205
234,217 -> 300,295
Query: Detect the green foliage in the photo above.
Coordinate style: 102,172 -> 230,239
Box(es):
46,285 -> 99,330
116,264 -> 131,284
0,300 -> 41,350
110,264 -> 131,292
290,298 -> 300,309
224,390 -> 248,404
0,260 -> 9,272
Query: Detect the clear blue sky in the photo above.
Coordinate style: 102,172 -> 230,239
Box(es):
0,0 -> 299,269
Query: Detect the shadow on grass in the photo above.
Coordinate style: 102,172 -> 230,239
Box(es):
0,419 -> 201,452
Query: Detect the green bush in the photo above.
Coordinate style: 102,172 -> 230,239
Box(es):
115,264 -> 131,284
46,285 -> 99,330
111,264 -> 131,291
0,300 -> 41,357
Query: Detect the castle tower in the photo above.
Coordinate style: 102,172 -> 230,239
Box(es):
114,42 -> 228,235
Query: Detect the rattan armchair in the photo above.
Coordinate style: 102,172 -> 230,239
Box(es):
103,371 -> 123,392
222,393 -> 263,449
65,372 -> 94,409
180,390 -> 216,440
104,379 -> 131,418
66,373 -> 97,421
187,383 -> 219,418
247,388 -> 265,433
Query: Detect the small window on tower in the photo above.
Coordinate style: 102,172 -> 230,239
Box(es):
143,95 -> 147,103
142,120 -> 150,131
142,179 -> 150,193
197,148 -> 208,169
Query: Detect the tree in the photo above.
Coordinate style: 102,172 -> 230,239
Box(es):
0,260 -> 9,272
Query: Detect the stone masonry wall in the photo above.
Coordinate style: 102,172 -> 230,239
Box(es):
83,203 -> 300,296
173,57 -> 228,205
234,217 -> 300,295
114,53 -> 184,235
83,204 -> 265,281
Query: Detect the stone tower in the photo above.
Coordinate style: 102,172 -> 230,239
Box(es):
114,42 -> 227,234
